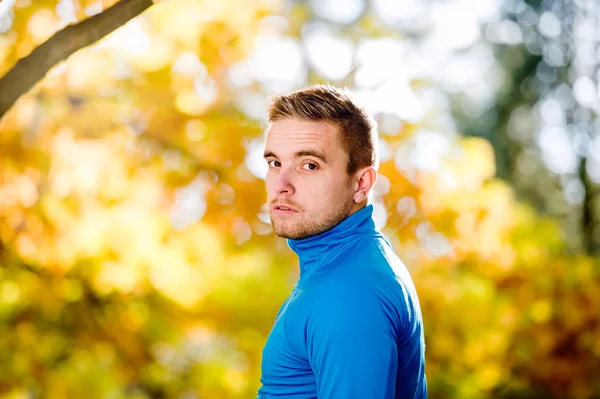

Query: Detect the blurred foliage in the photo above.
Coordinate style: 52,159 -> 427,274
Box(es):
452,0 -> 600,256
0,0 -> 599,398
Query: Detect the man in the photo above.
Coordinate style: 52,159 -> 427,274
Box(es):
257,84 -> 427,399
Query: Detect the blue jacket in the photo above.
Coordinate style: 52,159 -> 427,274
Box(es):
258,205 -> 427,399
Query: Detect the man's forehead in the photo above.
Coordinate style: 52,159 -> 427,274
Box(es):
266,119 -> 338,146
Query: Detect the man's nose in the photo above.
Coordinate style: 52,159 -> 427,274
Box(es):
274,167 -> 295,195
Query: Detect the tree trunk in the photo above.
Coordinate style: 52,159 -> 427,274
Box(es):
0,0 -> 154,121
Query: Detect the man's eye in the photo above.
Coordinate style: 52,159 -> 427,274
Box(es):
267,160 -> 280,167
302,163 -> 318,171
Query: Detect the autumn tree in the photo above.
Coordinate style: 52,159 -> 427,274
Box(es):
1,0 -> 599,398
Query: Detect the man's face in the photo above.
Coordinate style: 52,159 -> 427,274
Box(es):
264,118 -> 357,240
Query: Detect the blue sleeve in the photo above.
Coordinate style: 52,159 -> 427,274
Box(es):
305,283 -> 399,399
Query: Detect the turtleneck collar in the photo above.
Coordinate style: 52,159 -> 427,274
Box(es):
288,205 -> 377,278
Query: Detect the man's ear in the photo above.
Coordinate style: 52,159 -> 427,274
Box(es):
353,167 -> 377,203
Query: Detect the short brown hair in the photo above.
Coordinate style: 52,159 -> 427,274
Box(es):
267,84 -> 378,174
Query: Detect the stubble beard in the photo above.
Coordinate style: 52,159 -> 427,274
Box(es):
270,199 -> 354,240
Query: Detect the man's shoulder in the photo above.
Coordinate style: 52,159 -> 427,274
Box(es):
349,235 -> 417,288
292,236 -> 418,310
339,234 -> 401,268
294,268 -> 400,323
305,236 -> 412,296
295,269 -> 371,304
295,277 -> 390,327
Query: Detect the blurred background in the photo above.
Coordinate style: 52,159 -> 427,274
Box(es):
1,0 -> 600,397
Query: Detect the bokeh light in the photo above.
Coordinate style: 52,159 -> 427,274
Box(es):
1,0 -> 600,397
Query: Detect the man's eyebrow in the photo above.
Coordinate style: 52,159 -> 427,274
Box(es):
263,150 -> 329,164
294,150 -> 329,164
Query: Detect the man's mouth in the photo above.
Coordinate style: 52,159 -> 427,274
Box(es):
273,204 -> 298,213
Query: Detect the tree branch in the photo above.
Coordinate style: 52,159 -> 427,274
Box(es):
579,156 -> 600,257
0,0 -> 154,121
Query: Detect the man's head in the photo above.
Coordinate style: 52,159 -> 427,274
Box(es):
264,84 -> 378,240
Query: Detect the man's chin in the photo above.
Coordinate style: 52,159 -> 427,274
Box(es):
273,227 -> 300,240
273,222 -> 326,240
272,223 -> 308,240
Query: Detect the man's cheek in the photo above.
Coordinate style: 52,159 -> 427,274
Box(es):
264,177 -> 275,197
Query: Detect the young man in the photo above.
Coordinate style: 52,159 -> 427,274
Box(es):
257,85 -> 427,399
